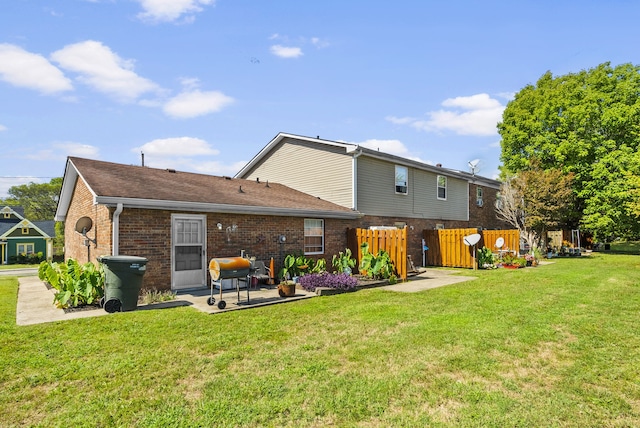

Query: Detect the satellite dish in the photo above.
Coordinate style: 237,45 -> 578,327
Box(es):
495,237 -> 505,249
463,233 -> 481,246
468,159 -> 481,175
75,217 -> 93,235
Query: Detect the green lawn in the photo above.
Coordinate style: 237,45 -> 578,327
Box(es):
2,253 -> 640,427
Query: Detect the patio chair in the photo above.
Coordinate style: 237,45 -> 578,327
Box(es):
239,259 -> 273,289
252,260 -> 273,286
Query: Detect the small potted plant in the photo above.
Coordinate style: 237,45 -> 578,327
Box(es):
524,253 -> 536,267
278,280 -> 296,297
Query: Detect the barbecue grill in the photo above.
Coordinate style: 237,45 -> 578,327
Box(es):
208,257 -> 252,309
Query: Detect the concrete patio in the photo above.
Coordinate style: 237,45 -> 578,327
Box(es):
14,269 -> 477,326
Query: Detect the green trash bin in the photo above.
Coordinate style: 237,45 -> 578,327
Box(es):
98,255 -> 148,313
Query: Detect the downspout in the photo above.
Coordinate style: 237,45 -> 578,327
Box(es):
112,203 -> 123,256
351,148 -> 363,210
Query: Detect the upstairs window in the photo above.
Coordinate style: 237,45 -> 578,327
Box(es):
476,186 -> 484,207
22,227 -> 29,235
304,219 -> 324,255
437,175 -> 447,200
395,165 -> 408,194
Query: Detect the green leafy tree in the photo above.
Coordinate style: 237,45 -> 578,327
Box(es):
498,62 -> 640,240
1,177 -> 62,220
496,165 -> 574,251
1,178 -> 65,252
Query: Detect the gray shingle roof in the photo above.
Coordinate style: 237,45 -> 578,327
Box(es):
62,157 -> 360,219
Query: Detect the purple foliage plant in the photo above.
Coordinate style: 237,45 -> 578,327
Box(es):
299,272 -> 358,292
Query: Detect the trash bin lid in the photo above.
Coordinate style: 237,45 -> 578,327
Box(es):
98,255 -> 148,264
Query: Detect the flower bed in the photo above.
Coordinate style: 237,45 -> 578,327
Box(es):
299,272 -> 358,293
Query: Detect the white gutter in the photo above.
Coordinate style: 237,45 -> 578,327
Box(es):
349,148 -> 363,210
112,203 -> 123,255
95,196 -> 362,219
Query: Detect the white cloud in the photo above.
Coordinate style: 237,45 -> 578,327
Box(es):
179,77 -> 201,90
0,124 -> 7,131
310,37 -> 330,49
55,142 -> 100,157
345,138 -> 432,164
51,40 -> 159,103
190,159 -> 248,176
163,90 -> 234,118
138,157 -> 245,177
134,137 -> 219,156
131,137 -> 243,176
136,0 -> 215,23
0,43 -> 73,95
388,93 -> 505,136
0,176 -> 40,198
385,116 -> 415,125
358,139 -> 411,156
26,142 -> 100,161
270,45 -> 303,59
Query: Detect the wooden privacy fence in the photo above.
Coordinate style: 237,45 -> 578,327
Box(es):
423,229 -> 520,269
347,227 -> 408,280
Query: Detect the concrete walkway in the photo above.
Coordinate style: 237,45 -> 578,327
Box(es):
14,268 -> 476,326
386,268 -> 477,292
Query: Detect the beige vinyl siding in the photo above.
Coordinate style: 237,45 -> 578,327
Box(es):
413,169 -> 468,220
242,138 -> 354,208
357,157 -> 413,216
357,156 -> 468,220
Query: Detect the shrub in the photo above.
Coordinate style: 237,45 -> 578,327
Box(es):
332,248 -> 356,274
9,252 -> 44,265
38,259 -> 104,308
299,272 -> 358,292
359,242 -> 395,279
478,246 -> 496,269
140,288 -> 176,304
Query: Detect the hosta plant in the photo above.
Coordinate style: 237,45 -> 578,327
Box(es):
38,259 -> 105,309
359,242 -> 395,279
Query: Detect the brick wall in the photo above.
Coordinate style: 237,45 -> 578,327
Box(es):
468,184 -> 510,230
64,184 -> 509,290
101,208 -> 360,291
64,178 -> 112,264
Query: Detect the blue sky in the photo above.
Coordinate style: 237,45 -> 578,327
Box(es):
1,1 -> 639,197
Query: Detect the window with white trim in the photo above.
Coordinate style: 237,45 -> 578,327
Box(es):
17,243 -> 34,255
476,186 -> 483,206
437,175 -> 447,200
304,219 -> 324,255
22,227 -> 29,234
395,165 -> 408,194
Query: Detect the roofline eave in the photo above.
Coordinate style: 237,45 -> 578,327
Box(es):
95,196 -> 362,219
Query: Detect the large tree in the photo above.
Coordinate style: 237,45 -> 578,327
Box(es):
496,166 -> 574,251
1,177 -> 62,220
498,62 -> 640,241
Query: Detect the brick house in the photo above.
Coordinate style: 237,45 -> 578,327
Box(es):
55,157 -> 362,292
236,133 -> 509,265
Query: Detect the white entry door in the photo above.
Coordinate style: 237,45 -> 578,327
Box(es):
172,214 -> 207,290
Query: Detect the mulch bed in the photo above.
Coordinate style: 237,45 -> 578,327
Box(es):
63,304 -> 101,314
